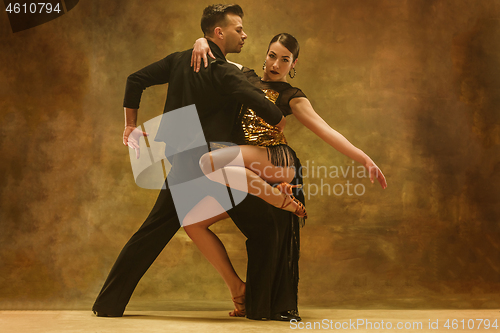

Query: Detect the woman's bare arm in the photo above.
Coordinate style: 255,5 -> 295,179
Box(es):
190,38 -> 244,71
290,97 -> 387,188
191,38 -> 215,72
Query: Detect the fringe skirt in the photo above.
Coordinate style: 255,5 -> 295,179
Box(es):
266,144 -> 305,315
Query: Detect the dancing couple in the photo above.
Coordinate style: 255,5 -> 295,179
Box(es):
92,3 -> 386,321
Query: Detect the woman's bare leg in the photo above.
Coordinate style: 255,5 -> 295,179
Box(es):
183,146 -> 302,315
183,196 -> 245,313
199,145 -> 300,213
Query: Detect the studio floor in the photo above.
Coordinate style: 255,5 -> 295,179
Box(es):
1,308 -> 499,333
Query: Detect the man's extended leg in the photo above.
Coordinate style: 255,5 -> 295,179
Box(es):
92,186 -> 180,316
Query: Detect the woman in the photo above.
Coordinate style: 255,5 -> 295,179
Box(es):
184,33 -> 387,318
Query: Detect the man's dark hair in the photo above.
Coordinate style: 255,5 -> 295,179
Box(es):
201,4 -> 244,36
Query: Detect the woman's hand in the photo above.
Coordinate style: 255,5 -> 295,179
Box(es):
364,160 -> 387,189
289,98 -> 387,189
191,38 -> 215,72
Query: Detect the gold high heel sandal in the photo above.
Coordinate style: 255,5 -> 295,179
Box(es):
277,182 -> 307,218
229,294 -> 246,317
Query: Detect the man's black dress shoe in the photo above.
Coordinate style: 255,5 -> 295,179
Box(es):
271,310 -> 301,322
92,310 -> 123,317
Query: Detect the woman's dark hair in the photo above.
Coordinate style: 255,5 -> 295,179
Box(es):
267,33 -> 300,60
201,4 -> 244,36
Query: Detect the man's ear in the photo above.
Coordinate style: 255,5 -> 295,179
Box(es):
213,27 -> 224,40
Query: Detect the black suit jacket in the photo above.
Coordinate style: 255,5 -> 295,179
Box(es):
123,40 -> 283,145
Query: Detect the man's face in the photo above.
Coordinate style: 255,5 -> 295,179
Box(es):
220,13 -> 247,53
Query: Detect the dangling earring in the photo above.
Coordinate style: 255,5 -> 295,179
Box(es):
289,68 -> 296,79
263,60 -> 266,71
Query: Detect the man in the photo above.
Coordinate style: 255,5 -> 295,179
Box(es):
92,4 -> 300,321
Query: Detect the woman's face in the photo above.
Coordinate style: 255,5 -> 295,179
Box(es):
263,41 -> 298,82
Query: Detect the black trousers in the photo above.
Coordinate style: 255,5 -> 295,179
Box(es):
92,182 -> 298,320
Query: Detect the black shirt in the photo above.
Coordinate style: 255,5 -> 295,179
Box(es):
242,67 -> 307,116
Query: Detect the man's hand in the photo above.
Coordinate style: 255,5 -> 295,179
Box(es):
123,125 -> 148,159
190,37 -> 215,72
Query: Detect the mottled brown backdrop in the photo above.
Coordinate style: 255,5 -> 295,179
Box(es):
1,0 -> 499,310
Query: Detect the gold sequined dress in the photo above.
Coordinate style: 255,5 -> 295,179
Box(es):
234,67 -> 308,318
235,68 -> 307,169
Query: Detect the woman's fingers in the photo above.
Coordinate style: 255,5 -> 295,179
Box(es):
191,46 -> 216,72
208,50 -> 215,61
375,168 -> 387,189
203,50 -> 215,69
368,165 -> 387,189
